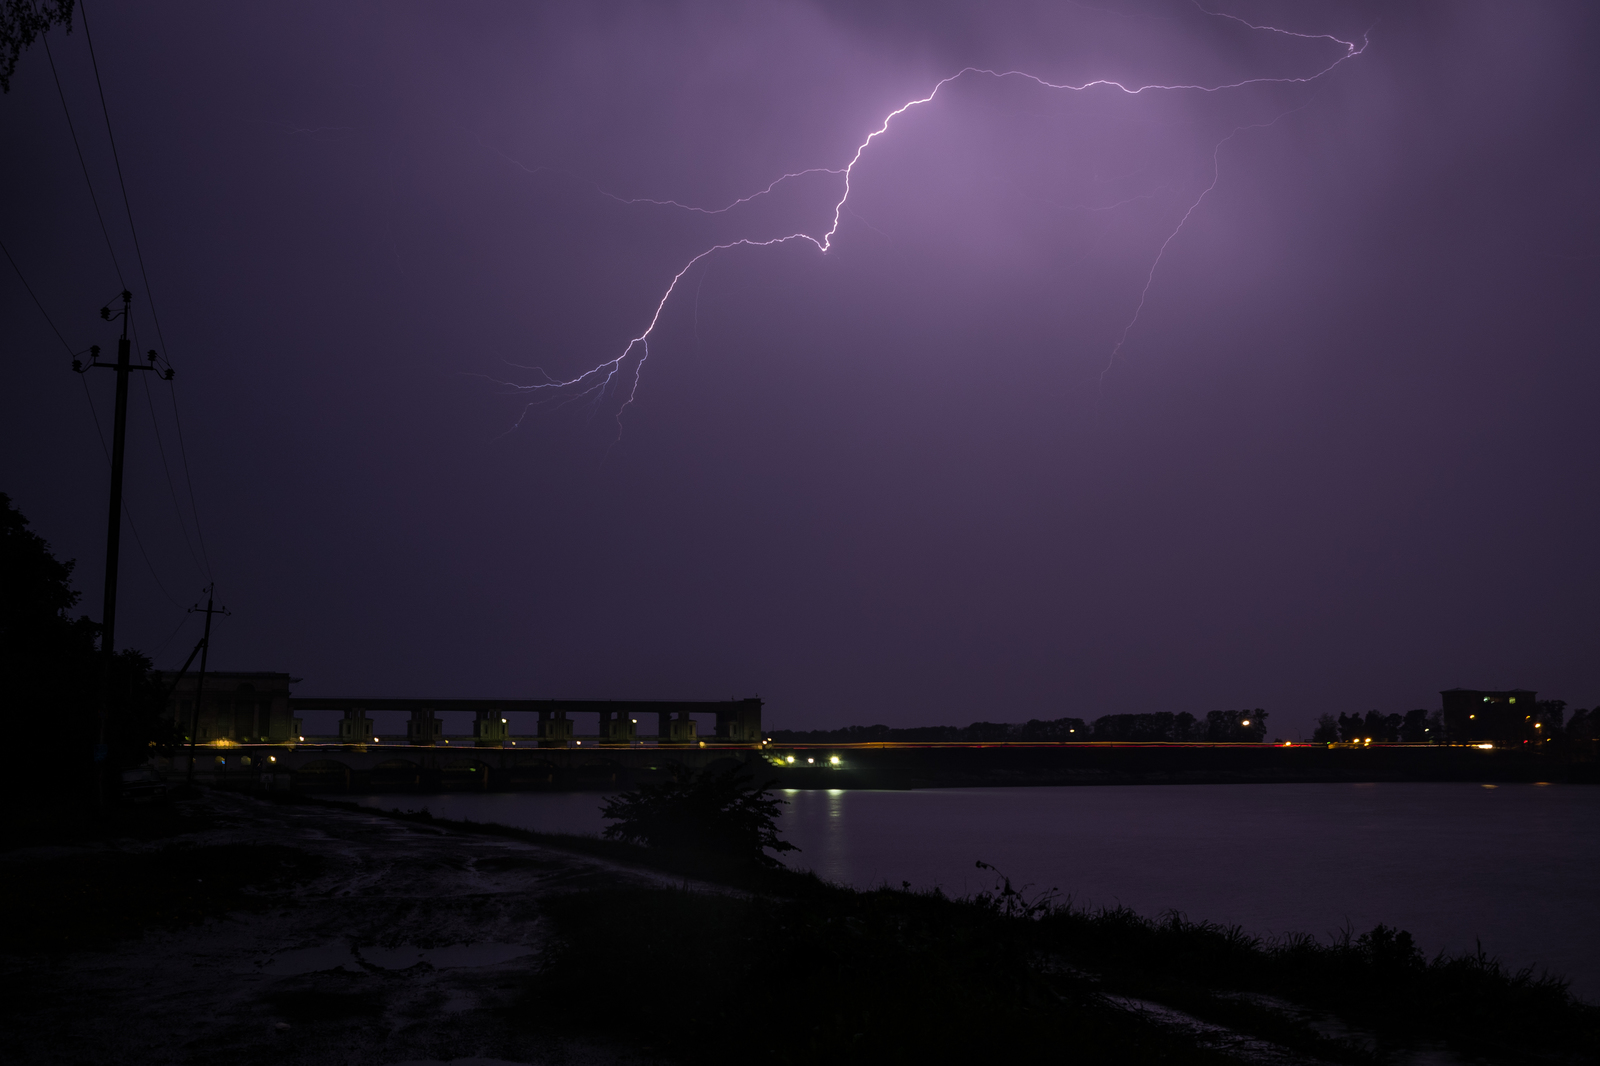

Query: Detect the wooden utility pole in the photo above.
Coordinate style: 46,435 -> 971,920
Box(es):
75,290 -> 170,797
184,586 -> 227,785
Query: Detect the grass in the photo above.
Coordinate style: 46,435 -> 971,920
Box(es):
521,879 -> 1599,1065
526,885 -> 1233,1066
1038,903 -> 1596,1063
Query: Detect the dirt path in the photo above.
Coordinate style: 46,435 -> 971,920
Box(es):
3,791 -> 698,1066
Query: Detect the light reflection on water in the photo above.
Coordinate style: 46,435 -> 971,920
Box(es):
355,781 -> 1600,1000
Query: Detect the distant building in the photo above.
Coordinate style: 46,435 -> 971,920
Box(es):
159,671 -> 299,744
716,699 -> 764,743
1440,688 -> 1537,745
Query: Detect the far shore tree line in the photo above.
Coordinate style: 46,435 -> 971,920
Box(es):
773,704 -> 1600,746
769,710 -> 1270,745
1311,703 -> 1597,745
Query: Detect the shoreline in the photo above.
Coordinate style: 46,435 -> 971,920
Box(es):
161,741 -> 1600,795
6,790 -> 1596,1065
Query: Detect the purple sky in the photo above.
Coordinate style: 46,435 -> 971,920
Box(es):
3,1 -> 1596,738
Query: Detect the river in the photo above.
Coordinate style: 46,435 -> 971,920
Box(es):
352,781 -> 1600,1000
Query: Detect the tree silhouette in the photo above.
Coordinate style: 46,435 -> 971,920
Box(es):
2,492 -> 174,798
601,764 -> 798,868
1,1 -> 74,93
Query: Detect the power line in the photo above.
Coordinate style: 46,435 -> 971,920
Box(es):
0,238 -> 190,617
137,369 -> 208,583
76,0 -> 213,578
127,315 -> 207,582
7,228 -> 210,603
163,379 -> 213,578
41,32 -> 125,289
12,13 -> 217,678
0,234 -> 78,355
77,369 -> 186,613
148,608 -> 196,662
78,0 -> 166,355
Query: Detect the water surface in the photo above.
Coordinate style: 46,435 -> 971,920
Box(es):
355,782 -> 1600,999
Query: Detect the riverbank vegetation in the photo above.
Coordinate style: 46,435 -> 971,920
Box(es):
346,779 -> 1600,1065
598,763 -> 797,867
526,866 -> 1597,1065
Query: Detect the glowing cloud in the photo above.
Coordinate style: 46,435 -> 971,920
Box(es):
495,7 -> 1367,435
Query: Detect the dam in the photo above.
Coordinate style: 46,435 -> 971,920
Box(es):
151,672 -> 1596,792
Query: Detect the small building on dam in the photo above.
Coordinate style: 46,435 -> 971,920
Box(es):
160,671 -> 300,745
1440,688 -> 1542,746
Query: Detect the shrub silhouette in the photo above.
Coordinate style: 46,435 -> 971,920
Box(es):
600,764 -> 797,868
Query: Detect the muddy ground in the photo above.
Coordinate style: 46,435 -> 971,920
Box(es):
2,791 -> 701,1066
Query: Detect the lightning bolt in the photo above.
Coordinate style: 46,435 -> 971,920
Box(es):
599,167 -> 846,215
1101,100 -> 1317,382
495,8 -> 1368,436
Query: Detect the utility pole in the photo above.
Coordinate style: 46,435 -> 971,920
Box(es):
184,586 -> 228,786
74,290 -> 172,798
160,635 -> 207,704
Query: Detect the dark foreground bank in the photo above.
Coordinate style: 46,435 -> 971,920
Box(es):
388,800 -> 1600,1066
5,792 -> 1598,1066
